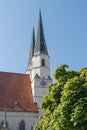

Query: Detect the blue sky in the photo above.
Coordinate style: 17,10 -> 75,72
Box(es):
0,0 -> 87,77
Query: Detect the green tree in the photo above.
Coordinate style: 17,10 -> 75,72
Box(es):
35,64 -> 87,130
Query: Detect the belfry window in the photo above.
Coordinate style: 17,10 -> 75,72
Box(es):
20,120 -> 25,130
41,59 -> 45,66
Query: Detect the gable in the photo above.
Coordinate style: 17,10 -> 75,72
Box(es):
0,72 -> 38,112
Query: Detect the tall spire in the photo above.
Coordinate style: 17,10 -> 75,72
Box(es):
34,9 -> 48,56
27,27 -> 35,69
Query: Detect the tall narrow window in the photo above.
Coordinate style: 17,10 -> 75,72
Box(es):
31,126 -> 33,130
41,59 -> 45,66
20,120 -> 25,130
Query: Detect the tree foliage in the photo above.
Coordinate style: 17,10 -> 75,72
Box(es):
35,64 -> 87,130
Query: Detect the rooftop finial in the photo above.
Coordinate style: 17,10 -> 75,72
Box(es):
38,0 -> 42,10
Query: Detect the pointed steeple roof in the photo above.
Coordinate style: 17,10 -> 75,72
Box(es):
34,9 -> 48,56
27,27 -> 35,69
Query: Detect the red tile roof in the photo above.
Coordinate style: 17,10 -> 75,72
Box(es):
0,72 -> 38,112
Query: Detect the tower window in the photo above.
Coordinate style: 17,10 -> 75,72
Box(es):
41,59 -> 45,66
20,120 -> 25,130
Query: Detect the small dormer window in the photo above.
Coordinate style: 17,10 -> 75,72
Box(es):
41,59 -> 45,66
15,101 -> 19,106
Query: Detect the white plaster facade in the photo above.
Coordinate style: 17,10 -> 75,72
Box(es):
0,111 -> 38,130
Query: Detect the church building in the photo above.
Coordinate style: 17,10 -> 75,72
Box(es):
0,10 -> 52,130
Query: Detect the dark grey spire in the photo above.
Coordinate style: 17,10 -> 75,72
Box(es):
27,27 -> 35,69
34,10 -> 48,56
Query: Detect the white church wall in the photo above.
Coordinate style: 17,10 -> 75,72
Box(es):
31,75 -> 52,115
0,111 -> 38,130
34,86 -> 47,97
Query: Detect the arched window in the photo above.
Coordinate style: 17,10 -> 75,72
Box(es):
20,120 -> 25,130
1,120 -> 8,129
41,59 -> 45,66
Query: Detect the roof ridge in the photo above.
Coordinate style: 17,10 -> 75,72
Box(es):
0,71 -> 26,75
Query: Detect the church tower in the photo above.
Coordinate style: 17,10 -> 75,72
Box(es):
26,10 -> 52,116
